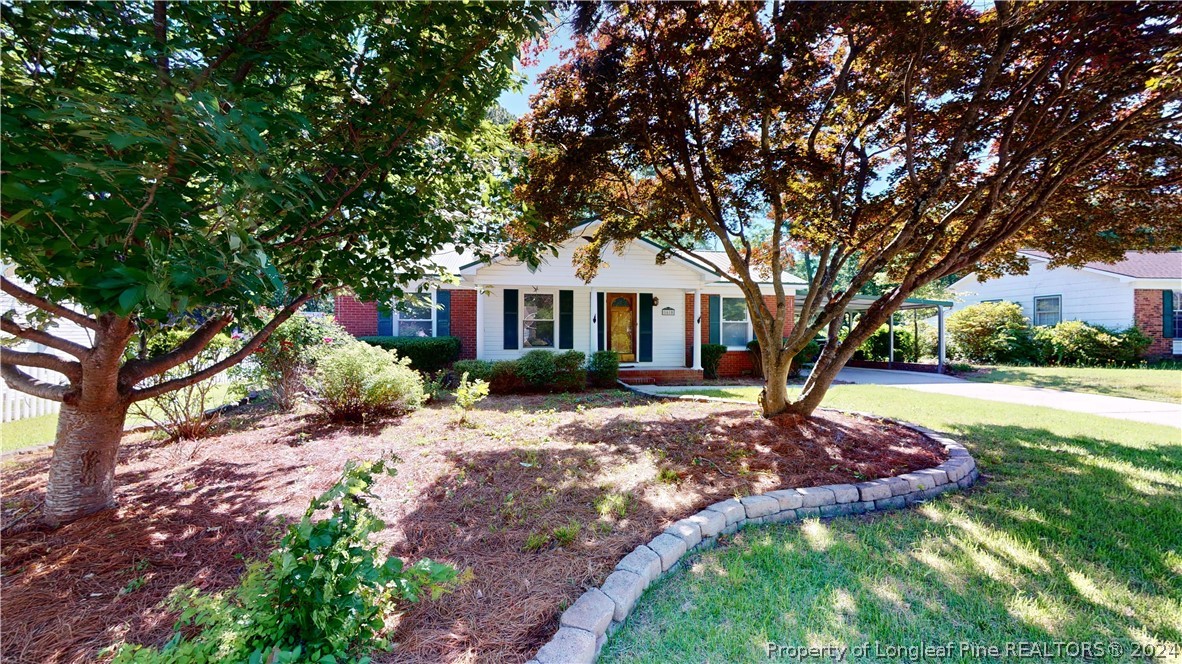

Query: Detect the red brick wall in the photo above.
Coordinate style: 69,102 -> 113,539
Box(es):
335,294 -> 378,337
448,289 -> 478,359
1134,289 -> 1175,357
684,293 -> 795,377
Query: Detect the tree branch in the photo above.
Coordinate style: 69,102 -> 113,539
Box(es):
1,363 -> 70,402
118,313 -> 234,388
1,277 -> 98,330
0,316 -> 91,359
0,347 -> 82,382
128,293 -> 315,402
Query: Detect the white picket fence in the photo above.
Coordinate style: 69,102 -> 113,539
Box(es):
1,366 -> 64,423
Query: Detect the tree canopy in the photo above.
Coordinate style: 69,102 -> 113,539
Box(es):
515,1 -> 1181,415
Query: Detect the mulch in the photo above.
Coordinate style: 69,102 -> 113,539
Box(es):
1,391 -> 945,663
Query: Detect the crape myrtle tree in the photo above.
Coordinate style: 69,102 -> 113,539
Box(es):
515,1 -> 1182,417
0,1 -> 546,525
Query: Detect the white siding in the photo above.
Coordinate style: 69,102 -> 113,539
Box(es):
478,285 -> 687,366
950,259 -> 1135,328
469,240 -> 706,290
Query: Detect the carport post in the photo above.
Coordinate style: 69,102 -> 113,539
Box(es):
888,313 -> 895,365
937,305 -> 946,374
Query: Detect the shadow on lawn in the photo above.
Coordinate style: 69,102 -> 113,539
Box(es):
603,421 -> 1182,662
1,454 -> 291,664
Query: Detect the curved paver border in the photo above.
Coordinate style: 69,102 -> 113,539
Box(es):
527,393 -> 979,664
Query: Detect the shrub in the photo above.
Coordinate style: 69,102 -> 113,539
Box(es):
307,342 -> 424,422
947,302 -> 1035,364
552,350 -> 587,392
453,372 -> 490,424
1033,321 -> 1151,366
587,350 -> 620,387
452,359 -> 494,382
859,325 -> 917,362
238,314 -> 351,410
517,349 -> 557,389
357,336 -> 461,373
489,360 -> 525,393
701,343 -> 727,379
128,327 -> 235,442
113,458 -> 457,664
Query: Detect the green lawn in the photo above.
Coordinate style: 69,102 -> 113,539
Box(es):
602,385 -> 1182,663
965,365 -> 1182,404
0,383 -> 235,455
1,413 -> 60,454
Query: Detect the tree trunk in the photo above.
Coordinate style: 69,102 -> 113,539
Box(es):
43,401 -> 130,526
758,349 -> 793,417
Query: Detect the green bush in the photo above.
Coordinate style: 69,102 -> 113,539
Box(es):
1033,321 -> 1151,366
552,350 -> 587,392
357,336 -> 461,373
588,350 -> 620,387
235,314 -> 352,410
452,359 -> 494,382
858,325 -> 917,362
489,360 -> 525,393
113,458 -> 456,664
517,349 -> 557,389
947,302 -> 1035,364
701,343 -> 727,379
306,342 -> 424,422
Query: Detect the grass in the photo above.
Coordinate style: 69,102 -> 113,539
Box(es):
602,385 -> 1182,663
1,413 -> 59,454
965,365 -> 1182,404
0,383 -> 236,455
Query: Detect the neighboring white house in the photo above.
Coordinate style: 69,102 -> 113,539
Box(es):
948,250 -> 1182,357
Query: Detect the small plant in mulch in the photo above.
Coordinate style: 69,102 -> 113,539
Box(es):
453,371 -> 490,426
657,467 -> 683,485
551,521 -> 582,547
594,490 -> 636,520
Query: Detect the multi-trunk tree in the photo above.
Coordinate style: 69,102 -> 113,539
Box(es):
1,1 -> 545,525
515,1 -> 1181,417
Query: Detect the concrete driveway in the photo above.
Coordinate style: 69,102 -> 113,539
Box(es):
834,367 -> 1182,429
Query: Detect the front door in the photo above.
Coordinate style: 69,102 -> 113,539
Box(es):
607,293 -> 636,362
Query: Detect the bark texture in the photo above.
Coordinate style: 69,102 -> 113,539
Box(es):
43,402 -> 130,526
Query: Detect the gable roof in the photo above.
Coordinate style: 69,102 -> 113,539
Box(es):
686,250 -> 808,286
1020,250 -> 1182,280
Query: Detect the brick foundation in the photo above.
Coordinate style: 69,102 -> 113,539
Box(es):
1134,289 -> 1175,357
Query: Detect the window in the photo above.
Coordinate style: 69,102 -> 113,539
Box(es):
523,293 -> 554,348
1174,291 -> 1182,338
1033,295 -> 1061,327
721,297 -> 750,347
395,297 -> 433,337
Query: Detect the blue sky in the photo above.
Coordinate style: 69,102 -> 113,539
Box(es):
496,19 -> 573,118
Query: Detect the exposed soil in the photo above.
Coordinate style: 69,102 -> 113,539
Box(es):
1,391 -> 945,664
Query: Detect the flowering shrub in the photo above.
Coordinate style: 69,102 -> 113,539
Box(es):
234,314 -> 351,410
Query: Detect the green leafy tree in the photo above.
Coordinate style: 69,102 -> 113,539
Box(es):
515,1 -> 1181,417
0,2 -> 545,525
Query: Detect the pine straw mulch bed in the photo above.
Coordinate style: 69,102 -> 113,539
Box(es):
1,390 -> 946,664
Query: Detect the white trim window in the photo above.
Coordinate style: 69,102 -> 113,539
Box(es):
1033,295 -> 1061,327
395,297 -> 434,337
523,292 -> 555,348
721,296 -> 751,348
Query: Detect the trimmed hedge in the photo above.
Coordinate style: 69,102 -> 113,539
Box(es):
588,350 -> 620,387
701,343 -> 727,379
357,336 -> 460,373
452,350 -> 587,394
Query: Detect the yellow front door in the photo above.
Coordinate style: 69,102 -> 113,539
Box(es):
608,294 -> 636,362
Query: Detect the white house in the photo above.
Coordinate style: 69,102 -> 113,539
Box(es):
949,250 -> 1182,357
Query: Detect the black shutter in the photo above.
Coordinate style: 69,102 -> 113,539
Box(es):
639,293 -> 654,362
597,292 -> 605,351
377,302 -> 393,336
559,290 -> 574,349
436,290 -> 451,337
1165,290 -> 1175,339
708,295 -> 721,344
503,289 -> 518,349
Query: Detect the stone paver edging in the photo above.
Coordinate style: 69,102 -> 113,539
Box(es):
527,393 -> 980,664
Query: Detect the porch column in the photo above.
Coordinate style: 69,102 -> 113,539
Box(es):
475,285 -> 485,360
692,289 -> 702,370
937,305 -> 946,374
589,288 -> 598,354
888,312 -> 895,364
